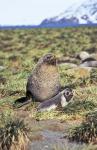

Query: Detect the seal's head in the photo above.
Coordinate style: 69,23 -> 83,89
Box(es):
40,53 -> 57,65
62,87 -> 73,102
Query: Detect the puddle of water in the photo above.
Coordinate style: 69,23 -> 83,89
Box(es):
29,130 -> 65,150
28,119 -> 84,150
29,130 -> 86,150
41,130 -> 64,140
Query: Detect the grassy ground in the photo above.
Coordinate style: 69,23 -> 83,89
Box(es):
0,27 -> 97,149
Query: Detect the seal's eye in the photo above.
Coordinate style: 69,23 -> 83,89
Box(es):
47,56 -> 52,60
65,91 -> 70,96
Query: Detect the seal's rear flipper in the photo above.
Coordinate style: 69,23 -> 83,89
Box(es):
13,97 -> 31,108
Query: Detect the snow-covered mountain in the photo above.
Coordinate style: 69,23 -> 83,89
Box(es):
39,0 -> 97,27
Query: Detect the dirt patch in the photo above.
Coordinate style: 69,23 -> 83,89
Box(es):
47,123 -> 65,132
30,133 -> 44,141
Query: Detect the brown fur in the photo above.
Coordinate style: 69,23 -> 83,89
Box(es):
26,53 -> 61,102
14,54 -> 61,108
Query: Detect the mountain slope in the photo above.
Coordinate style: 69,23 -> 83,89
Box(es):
39,0 -> 97,27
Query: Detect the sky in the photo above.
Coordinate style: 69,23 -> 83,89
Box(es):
0,0 -> 85,25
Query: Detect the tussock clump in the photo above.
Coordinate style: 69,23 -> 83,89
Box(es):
0,119 -> 30,150
63,100 -> 96,114
69,111 -> 97,144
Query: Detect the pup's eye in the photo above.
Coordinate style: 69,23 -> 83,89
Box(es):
66,91 -> 70,96
47,56 -> 51,59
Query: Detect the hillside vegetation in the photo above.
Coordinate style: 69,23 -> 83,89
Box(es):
1,27 -> 97,104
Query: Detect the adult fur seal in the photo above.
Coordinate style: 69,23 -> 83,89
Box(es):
37,87 -> 73,112
14,53 -> 61,107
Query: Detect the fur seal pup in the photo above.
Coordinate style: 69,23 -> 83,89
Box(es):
37,87 -> 73,112
14,53 -> 61,107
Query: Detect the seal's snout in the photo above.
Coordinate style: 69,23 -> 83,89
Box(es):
43,53 -> 57,65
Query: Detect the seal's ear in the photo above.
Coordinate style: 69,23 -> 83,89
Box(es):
60,85 -> 71,91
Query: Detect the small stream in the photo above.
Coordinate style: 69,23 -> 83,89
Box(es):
28,119 -> 86,150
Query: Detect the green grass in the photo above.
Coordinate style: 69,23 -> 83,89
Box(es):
0,27 -> 97,112
0,27 -> 97,147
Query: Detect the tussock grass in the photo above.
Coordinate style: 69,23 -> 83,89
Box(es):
0,111 -> 30,150
69,111 -> 97,144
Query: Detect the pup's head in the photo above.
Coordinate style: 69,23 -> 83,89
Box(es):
62,87 -> 73,102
